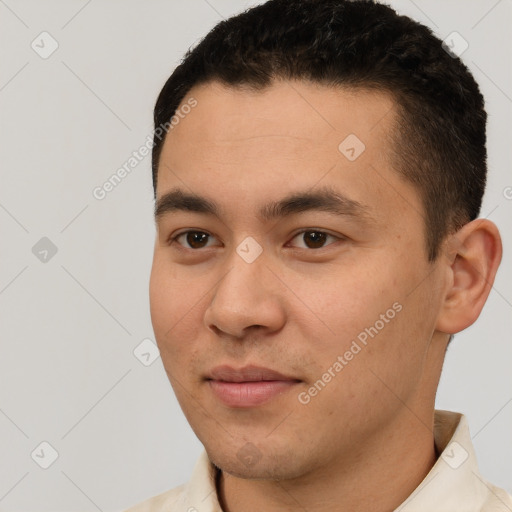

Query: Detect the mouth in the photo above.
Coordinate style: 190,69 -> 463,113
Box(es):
206,364 -> 301,408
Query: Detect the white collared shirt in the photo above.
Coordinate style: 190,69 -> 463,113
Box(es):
126,410 -> 512,512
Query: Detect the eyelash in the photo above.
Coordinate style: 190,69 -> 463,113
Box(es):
168,229 -> 344,251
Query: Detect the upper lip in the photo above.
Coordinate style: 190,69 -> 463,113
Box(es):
207,365 -> 300,383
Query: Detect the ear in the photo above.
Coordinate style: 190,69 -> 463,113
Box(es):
436,219 -> 502,334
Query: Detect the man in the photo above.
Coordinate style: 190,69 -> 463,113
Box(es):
128,0 -> 510,510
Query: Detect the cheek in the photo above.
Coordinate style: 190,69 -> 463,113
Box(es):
149,260 -> 174,337
149,257 -> 204,361
300,267 -> 393,342
297,260 -> 424,378
149,270 -> 207,402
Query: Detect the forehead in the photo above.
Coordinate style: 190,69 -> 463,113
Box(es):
156,80 -> 421,228
161,80 -> 397,162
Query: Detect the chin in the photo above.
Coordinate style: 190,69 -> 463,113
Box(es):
206,445 -> 307,481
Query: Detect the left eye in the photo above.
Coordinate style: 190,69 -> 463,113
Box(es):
288,230 -> 341,249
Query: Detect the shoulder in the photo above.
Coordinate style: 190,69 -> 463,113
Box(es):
124,484 -> 187,512
124,449 -> 220,512
480,480 -> 512,511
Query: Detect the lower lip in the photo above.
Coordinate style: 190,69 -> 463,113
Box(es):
208,380 -> 299,407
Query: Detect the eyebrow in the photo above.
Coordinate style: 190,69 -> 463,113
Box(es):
154,186 -> 373,223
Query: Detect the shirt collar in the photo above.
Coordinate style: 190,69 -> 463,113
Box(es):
395,410 -> 490,511
176,410 -> 507,512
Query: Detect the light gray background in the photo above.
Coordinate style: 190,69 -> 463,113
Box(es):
0,0 -> 510,510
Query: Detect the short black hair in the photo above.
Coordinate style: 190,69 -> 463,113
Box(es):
152,0 -> 487,261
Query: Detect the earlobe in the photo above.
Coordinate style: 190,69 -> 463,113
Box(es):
436,219 -> 502,334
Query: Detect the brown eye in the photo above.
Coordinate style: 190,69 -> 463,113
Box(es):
303,231 -> 327,248
289,230 -> 340,249
174,231 -> 214,249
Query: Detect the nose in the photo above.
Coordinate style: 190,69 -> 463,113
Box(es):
203,250 -> 287,340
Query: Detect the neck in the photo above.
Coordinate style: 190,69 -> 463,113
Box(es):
216,411 -> 437,512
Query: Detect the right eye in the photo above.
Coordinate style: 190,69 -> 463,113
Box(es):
170,230 -> 221,250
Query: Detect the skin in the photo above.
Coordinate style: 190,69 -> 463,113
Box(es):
149,80 -> 502,512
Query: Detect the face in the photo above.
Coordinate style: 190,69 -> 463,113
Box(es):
149,80 -> 449,480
